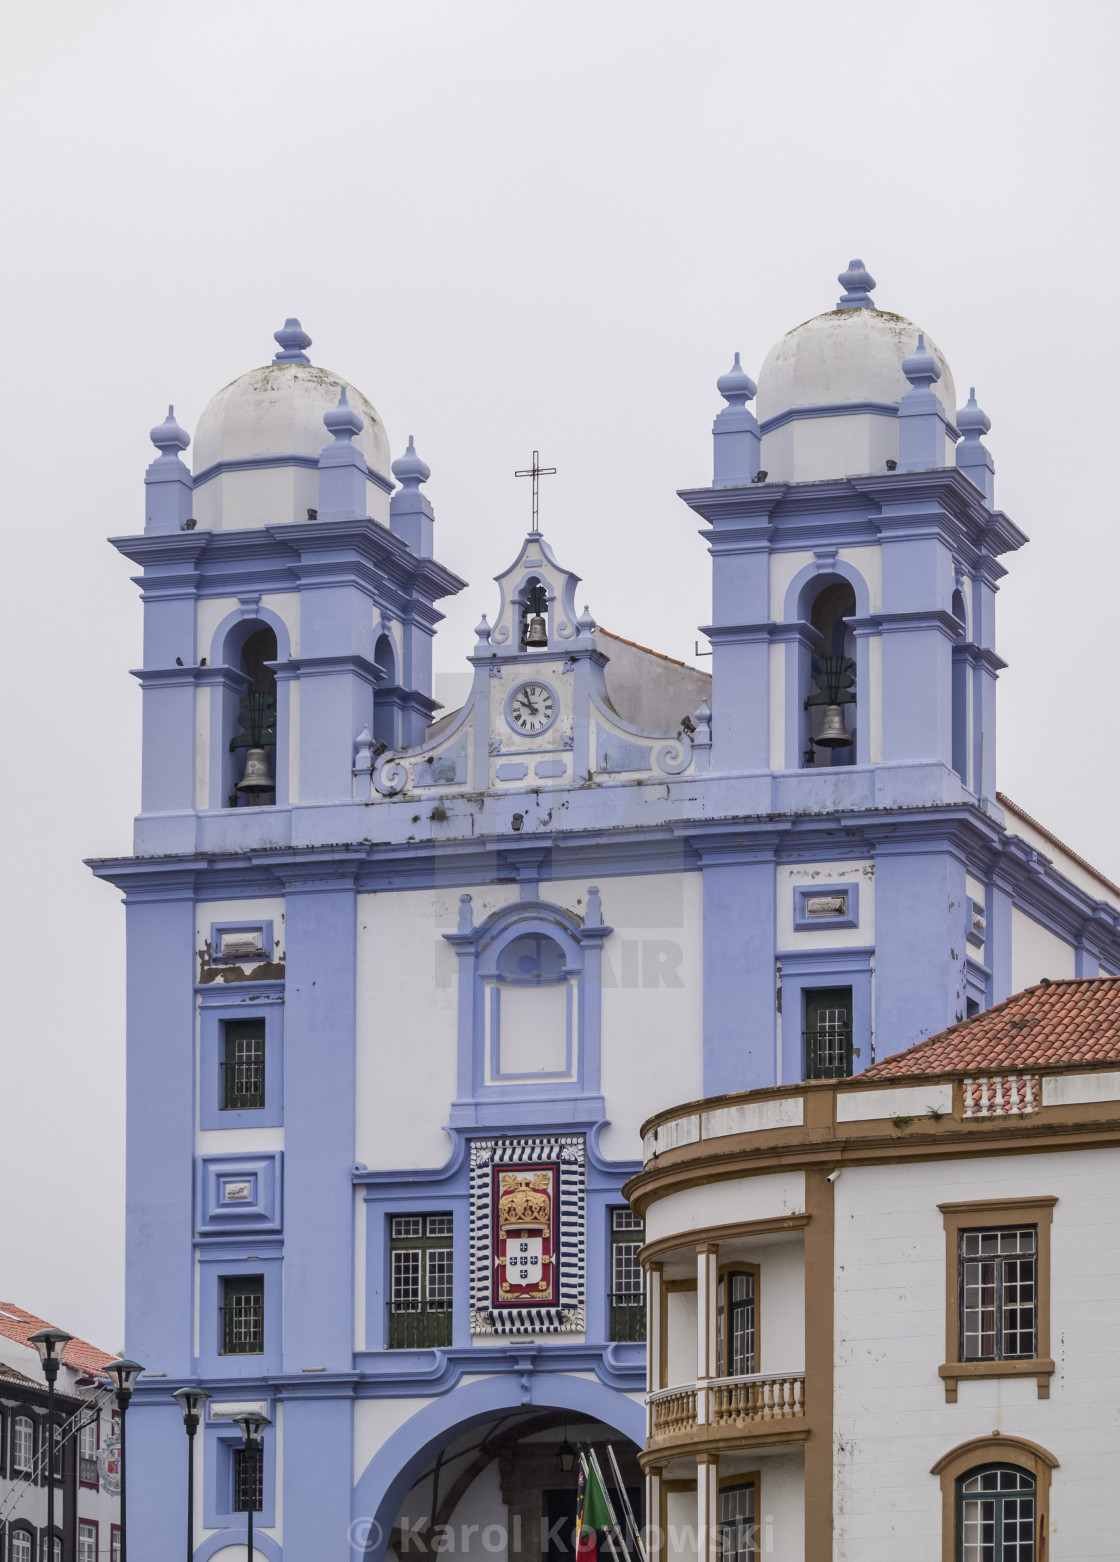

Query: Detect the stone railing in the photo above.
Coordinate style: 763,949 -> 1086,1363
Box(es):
962,1073 -> 1039,1117
648,1372 -> 805,1443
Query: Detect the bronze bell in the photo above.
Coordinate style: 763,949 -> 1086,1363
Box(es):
525,614 -> 548,646
814,705 -> 853,748
237,746 -> 276,795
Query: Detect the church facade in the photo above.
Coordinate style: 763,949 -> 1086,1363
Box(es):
89,263 -> 1120,1560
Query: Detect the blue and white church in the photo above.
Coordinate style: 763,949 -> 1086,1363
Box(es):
89,263 -> 1120,1561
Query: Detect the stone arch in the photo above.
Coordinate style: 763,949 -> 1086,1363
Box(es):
351,1374 -> 644,1561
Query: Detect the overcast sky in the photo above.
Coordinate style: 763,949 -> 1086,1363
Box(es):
1,0 -> 1116,1352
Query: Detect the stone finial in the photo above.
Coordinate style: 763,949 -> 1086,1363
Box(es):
716,351 -> 758,408
474,613 -> 492,650
712,353 -> 761,486
901,333 -> 941,390
323,385 -> 364,440
150,404 -> 190,457
457,893 -> 474,933
585,886 -> 603,927
391,435 -> 431,490
273,318 -> 312,365
145,404 -> 194,534
317,387 -> 369,521
836,258 -> 877,311
390,435 -> 436,559
955,386 -> 995,506
575,604 -> 596,647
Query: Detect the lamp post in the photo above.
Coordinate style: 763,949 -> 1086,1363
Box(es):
28,1329 -> 73,1562
103,1359 -> 144,1562
172,1388 -> 210,1562
233,1411 -> 270,1562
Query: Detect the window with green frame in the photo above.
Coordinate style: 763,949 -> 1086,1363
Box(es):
609,1207 -> 645,1341
221,1020 -> 266,1110
803,986 -> 853,1080
716,1269 -> 756,1376
221,1275 -> 264,1354
388,1214 -> 453,1348
957,1465 -> 1035,1560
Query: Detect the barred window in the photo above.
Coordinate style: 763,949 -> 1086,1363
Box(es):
718,1482 -> 757,1562
12,1415 -> 33,1472
609,1207 -> 645,1342
804,986 -> 853,1080
221,1275 -> 265,1354
958,1465 -> 1035,1561
233,1446 -> 264,1513
717,1270 -> 756,1377
222,1020 -> 266,1110
960,1227 -> 1037,1360
388,1213 -> 453,1347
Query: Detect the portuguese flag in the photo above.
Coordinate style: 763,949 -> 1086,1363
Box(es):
575,1456 -> 614,1560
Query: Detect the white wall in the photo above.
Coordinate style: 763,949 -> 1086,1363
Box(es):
776,859 -> 874,950
354,885 -> 517,1169
645,1173 -> 806,1247
1010,906 -> 1076,992
551,872 -> 702,1164
832,1148 -> 1120,1561
664,1289 -> 698,1387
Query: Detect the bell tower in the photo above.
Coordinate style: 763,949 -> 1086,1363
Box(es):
682,259 -> 1025,806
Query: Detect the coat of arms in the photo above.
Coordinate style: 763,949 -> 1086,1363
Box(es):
493,1164 -> 557,1308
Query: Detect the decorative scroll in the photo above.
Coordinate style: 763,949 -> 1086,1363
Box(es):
470,1135 -> 586,1334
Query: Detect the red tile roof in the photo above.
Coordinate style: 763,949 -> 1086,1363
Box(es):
862,977 -> 1120,1080
0,1301 -> 116,1376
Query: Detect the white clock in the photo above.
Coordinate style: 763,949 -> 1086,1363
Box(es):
506,681 -> 557,736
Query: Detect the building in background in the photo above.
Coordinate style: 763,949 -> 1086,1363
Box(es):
629,976 -> 1120,1562
0,1304 -> 120,1561
87,263 -> 1120,1559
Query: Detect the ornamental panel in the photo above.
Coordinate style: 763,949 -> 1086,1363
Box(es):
469,1134 -> 586,1334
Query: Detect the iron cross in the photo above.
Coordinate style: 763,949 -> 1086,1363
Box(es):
514,450 -> 557,533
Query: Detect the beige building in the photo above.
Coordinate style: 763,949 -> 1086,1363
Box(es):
625,976 -> 1120,1562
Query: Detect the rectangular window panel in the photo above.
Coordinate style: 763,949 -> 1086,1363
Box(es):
78,1525 -> 97,1562
612,1208 -> 643,1231
804,987 -> 853,1080
233,1446 -> 263,1513
392,1249 -> 421,1309
427,1215 -> 453,1237
13,1417 -> 33,1471
960,1228 -> 1037,1361
222,1020 -> 266,1110
392,1216 -> 422,1239
718,1483 -> 757,1562
222,1275 -> 265,1354
79,1419 -> 98,1460
111,1532 -> 121,1562
426,1248 -> 454,1310
612,1241 -> 643,1296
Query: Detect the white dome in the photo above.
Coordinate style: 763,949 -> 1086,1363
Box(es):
193,359 -> 391,481
756,308 -> 956,427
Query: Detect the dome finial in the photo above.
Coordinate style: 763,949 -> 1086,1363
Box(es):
901,332 -> 941,389
716,351 -> 757,408
273,317 -> 312,365
391,434 -> 431,491
955,386 -> 995,505
149,403 -> 190,457
322,384 -> 364,439
836,258 -> 877,311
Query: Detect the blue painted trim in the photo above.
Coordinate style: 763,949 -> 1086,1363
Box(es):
195,1245 -> 283,1378
759,398 -> 902,435
792,882 -> 860,931
193,451 -> 394,494
209,919 -> 274,962
196,1152 -> 283,1234
202,1405 -> 277,1531
198,989 -> 284,1130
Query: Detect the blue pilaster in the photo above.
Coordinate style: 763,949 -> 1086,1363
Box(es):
697,839 -> 778,1094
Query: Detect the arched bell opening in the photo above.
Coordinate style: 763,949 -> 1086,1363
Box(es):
223,621 -> 278,807
373,633 -> 399,751
519,576 -> 551,650
801,579 -> 857,769
951,587 -> 970,786
383,1409 -> 643,1562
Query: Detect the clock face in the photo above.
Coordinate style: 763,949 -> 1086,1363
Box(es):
507,681 -> 556,735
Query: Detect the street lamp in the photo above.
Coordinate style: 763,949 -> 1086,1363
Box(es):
103,1359 -> 144,1562
172,1388 -> 210,1562
28,1329 -> 72,1562
233,1411 -> 270,1562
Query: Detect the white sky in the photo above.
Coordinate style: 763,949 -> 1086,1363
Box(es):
0,0 -> 1116,1352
